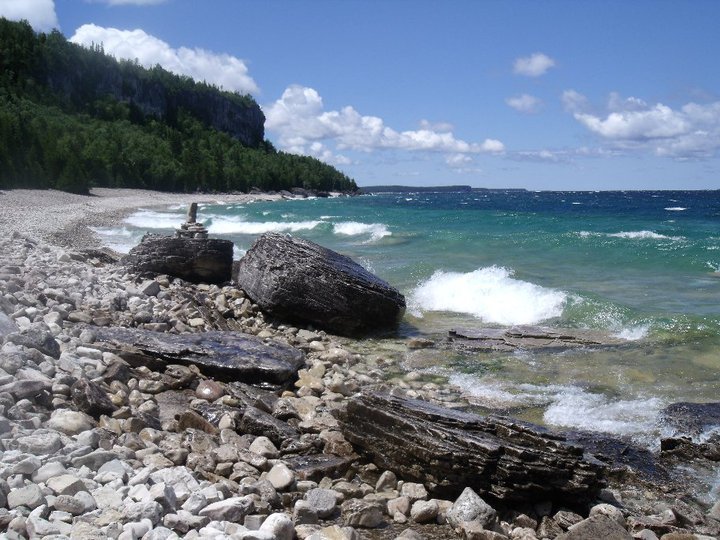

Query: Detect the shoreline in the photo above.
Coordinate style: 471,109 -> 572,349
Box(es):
0,188 -> 283,251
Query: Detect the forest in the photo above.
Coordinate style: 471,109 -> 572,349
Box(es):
0,18 -> 357,194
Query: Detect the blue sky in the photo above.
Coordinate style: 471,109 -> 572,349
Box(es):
2,0 -> 719,190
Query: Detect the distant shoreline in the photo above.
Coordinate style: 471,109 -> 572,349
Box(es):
0,188 -> 282,251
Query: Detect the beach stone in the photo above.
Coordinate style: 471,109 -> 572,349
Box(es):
32,461 -> 68,483
198,495 -> 255,522
341,499 -> 385,528
401,482 -> 428,502
71,378 -> 116,417
235,233 -> 406,336
388,496 -> 411,517
5,323 -> 61,358
410,499 -> 439,523
46,409 -> 96,434
0,312 -> 18,339
7,483 -> 45,510
446,487 -> 497,529
294,500 -> 319,525
53,494 -> 87,515
47,474 -> 86,496
249,436 -> 279,458
376,470 -> 397,491
590,503 -> 626,526
17,432 -> 63,455
195,380 -> 225,401
559,515 -> 632,539
460,522 -> 508,539
305,525 -> 361,540
305,488 -> 339,518
123,234 -> 234,285
258,512 -> 294,540
266,463 -> 295,490
555,510 -> 584,529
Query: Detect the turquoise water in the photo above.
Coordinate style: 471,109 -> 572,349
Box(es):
97,190 -> 720,446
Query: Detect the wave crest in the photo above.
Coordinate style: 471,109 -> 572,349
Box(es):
408,266 -> 566,325
333,221 -> 391,242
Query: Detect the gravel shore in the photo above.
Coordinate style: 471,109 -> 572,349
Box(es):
0,188 -> 280,251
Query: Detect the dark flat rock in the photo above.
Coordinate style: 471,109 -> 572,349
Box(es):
90,326 -> 304,386
235,233 -> 405,336
448,325 -> 627,352
661,402 -> 720,436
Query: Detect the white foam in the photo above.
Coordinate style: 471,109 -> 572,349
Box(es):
90,226 -> 141,254
124,210 -> 183,229
333,221 -> 392,242
233,246 -> 247,259
665,207 -> 687,211
207,217 -> 321,235
543,388 -> 664,438
408,266 -> 566,325
613,325 -> 650,341
608,230 -> 678,240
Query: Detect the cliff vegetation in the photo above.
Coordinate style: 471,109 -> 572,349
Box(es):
0,18 -> 357,194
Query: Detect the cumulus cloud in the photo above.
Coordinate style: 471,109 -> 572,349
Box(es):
513,53 -> 555,77
70,24 -> 259,94
419,119 -> 454,132
0,0 -> 58,31
506,94 -> 542,113
568,92 -> 720,158
265,85 -> 505,162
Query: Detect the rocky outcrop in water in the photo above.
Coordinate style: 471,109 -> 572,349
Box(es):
337,392 -> 607,505
123,233 -> 233,285
90,326 -> 305,386
448,326 -> 627,352
235,233 -> 406,336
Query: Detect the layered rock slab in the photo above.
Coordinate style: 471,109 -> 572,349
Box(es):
235,233 -> 405,336
91,326 -> 304,386
337,392 -> 606,506
123,234 -> 233,285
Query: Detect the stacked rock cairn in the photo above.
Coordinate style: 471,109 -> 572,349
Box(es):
176,203 -> 208,239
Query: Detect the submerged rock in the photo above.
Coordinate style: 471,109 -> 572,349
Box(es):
123,234 -> 233,285
235,233 -> 406,336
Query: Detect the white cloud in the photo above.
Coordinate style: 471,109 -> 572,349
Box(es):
70,24 -> 259,95
568,92 -> 720,158
506,94 -> 542,113
561,89 -> 589,113
446,153 -> 472,167
513,53 -> 555,77
265,85 -> 504,161
419,119 -> 454,132
0,0 -> 58,31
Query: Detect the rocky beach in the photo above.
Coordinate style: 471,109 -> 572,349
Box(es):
0,188 -> 718,540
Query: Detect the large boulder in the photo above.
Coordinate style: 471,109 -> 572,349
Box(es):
337,392 -> 606,505
123,234 -> 233,284
235,233 -> 405,336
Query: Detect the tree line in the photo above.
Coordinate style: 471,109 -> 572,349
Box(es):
0,18 -> 357,194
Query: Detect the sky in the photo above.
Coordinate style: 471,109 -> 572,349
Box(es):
2,0 -> 720,190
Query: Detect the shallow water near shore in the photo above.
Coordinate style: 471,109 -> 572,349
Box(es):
97,189 -> 720,449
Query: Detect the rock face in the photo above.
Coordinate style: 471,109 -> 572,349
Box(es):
91,326 -> 304,386
235,233 -> 406,336
337,392 -> 606,505
123,234 -> 233,285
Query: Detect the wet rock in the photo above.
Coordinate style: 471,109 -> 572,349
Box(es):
91,326 -> 304,386
235,233 -> 405,336
661,402 -> 720,437
338,392 -> 606,504
5,323 -> 61,358
240,406 -> 299,445
123,234 -> 234,285
195,380 -> 225,401
448,325 -> 625,353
